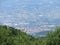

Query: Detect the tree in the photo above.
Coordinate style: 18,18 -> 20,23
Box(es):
45,27 -> 60,45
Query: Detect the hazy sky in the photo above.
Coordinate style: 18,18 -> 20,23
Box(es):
0,0 -> 60,34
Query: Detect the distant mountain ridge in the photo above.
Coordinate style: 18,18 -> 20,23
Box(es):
33,31 -> 49,37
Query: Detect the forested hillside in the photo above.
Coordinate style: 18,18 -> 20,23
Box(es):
0,25 -> 42,45
0,25 -> 60,45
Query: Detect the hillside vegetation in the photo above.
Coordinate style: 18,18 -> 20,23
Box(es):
0,25 -> 60,45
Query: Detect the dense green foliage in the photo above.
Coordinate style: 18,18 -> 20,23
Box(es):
0,25 -> 42,45
0,25 -> 60,45
45,27 -> 60,45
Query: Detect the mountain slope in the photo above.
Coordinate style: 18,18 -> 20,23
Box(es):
0,25 -> 41,45
33,31 -> 49,37
0,25 -> 60,45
